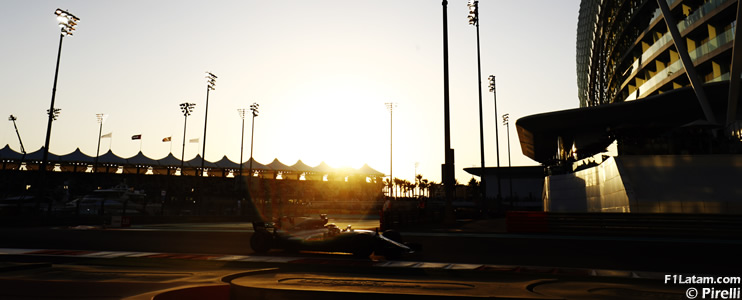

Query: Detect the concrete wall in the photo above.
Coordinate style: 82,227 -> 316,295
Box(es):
617,155 -> 742,213
544,155 -> 742,214
544,157 -> 630,212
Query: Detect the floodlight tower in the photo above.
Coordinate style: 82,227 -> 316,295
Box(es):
94,113 -> 106,173
201,72 -> 217,176
237,108 -> 247,180
41,8 -> 79,175
468,0 -> 487,203
248,103 -> 259,186
180,102 -> 196,173
503,113 -> 513,202
385,102 -> 397,197
488,75 -> 502,202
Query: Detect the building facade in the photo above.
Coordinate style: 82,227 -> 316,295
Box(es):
578,0 -> 737,107
519,0 -> 742,166
516,0 -> 742,213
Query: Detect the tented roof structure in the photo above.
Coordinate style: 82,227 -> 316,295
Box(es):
97,150 -> 127,164
60,148 -> 94,163
0,145 -> 25,160
291,160 -> 315,173
357,164 -> 384,176
267,158 -> 294,172
127,151 -> 158,165
214,156 -> 240,169
157,153 -> 183,166
24,147 -> 61,162
313,161 -> 334,173
0,145 -> 386,180
186,155 -> 219,168
243,158 -> 271,171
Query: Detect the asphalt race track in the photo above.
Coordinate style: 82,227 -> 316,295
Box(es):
0,224 -> 737,275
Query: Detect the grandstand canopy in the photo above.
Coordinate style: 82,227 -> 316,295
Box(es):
0,146 -> 386,179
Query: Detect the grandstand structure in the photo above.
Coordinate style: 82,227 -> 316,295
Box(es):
0,145 -> 384,181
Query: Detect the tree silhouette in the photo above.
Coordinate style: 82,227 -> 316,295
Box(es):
415,174 -> 423,197
420,178 -> 430,197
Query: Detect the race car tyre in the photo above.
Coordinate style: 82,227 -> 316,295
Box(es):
351,234 -> 374,258
250,231 -> 272,253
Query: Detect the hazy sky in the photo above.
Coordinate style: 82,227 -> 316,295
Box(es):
1,0 -> 580,183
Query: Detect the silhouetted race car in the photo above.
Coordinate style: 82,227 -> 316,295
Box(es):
250,214 -> 419,259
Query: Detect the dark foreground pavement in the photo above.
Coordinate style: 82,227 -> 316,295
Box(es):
0,218 -> 737,299
0,256 -> 691,300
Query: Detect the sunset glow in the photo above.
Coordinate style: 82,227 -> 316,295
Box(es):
0,0 -> 580,183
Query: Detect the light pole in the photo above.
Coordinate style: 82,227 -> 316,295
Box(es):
41,8 -> 79,177
248,103 -> 259,187
180,102 -> 196,174
442,0 -> 455,224
503,113 -> 513,203
468,0 -> 487,206
8,115 -> 27,163
94,113 -> 106,173
488,75 -> 502,203
385,102 -> 397,197
237,108 -> 247,182
200,72 -> 217,176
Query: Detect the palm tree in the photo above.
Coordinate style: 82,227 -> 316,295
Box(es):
404,180 -> 413,197
420,178 -> 430,197
383,178 -> 391,197
428,180 -> 439,198
393,178 -> 403,198
415,174 -> 423,197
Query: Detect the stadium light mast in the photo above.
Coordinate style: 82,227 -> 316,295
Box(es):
201,72 -> 217,176
468,0 -> 487,204
94,113 -> 106,173
180,102 -> 196,174
237,108 -> 247,180
488,75 -> 502,203
41,8 -> 79,176
503,113 -> 513,202
248,103 -> 259,187
385,102 -> 397,197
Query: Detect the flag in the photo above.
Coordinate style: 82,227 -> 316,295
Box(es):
162,136 -> 172,142
131,134 -> 142,140
101,132 -> 112,138
189,138 -> 199,143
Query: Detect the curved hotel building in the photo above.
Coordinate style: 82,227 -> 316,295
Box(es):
515,0 -> 742,213
578,0 -> 737,107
